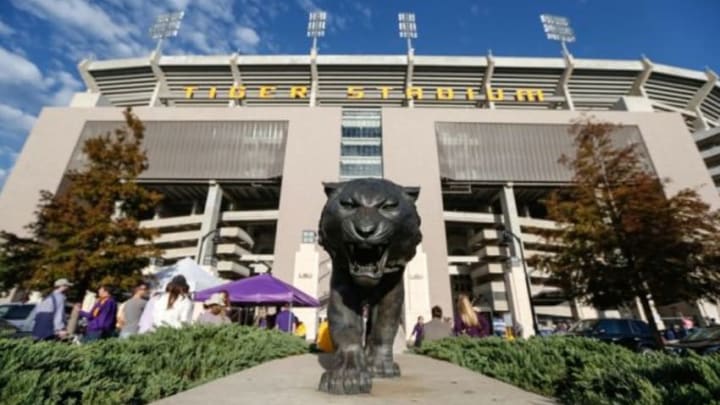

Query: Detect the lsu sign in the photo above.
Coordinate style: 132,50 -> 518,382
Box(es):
183,85 -> 546,102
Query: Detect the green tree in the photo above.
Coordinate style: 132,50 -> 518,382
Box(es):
25,108 -> 162,295
0,231 -> 42,291
537,119 -> 720,339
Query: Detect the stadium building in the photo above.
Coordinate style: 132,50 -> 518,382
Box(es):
1,50 -> 720,337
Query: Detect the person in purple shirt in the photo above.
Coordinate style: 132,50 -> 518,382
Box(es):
453,294 -> 490,338
80,285 -> 118,342
274,304 -> 297,333
411,316 -> 425,347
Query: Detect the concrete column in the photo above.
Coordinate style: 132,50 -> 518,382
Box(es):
499,183 -> 535,337
403,244 -> 431,339
697,300 -> 720,325
292,243 -> 320,341
571,299 -> 598,320
633,295 -> 665,330
197,181 -> 223,266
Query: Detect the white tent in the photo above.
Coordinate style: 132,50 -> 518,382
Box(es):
152,257 -> 225,293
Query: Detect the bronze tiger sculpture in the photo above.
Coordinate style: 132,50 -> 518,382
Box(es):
318,178 -> 422,395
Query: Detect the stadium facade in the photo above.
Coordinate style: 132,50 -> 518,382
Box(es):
1,51 -> 720,337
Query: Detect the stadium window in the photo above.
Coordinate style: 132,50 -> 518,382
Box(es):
302,230 -> 317,244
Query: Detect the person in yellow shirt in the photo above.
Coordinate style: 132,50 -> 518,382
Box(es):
316,318 -> 335,352
294,320 -> 307,339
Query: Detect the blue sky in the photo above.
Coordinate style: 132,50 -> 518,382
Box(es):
0,0 -> 719,190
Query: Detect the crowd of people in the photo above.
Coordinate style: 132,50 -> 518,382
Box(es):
30,276 -> 308,342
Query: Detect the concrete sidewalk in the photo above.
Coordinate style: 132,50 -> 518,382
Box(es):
155,353 -> 553,405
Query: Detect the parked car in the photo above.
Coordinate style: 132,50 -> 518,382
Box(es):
0,303 -> 36,333
568,318 -> 660,353
666,326 -> 720,356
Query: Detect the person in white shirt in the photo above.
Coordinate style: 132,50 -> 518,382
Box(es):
152,276 -> 193,329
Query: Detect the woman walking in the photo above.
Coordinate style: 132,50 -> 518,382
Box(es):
453,294 -> 490,338
152,276 -> 193,329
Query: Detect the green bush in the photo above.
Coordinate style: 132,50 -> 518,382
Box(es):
416,336 -> 720,405
0,325 -> 308,405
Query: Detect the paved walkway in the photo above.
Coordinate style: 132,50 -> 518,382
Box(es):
155,353 -> 553,405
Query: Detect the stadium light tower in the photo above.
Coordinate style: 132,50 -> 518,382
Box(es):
307,11 -> 327,53
149,11 -> 185,54
398,12 -> 417,53
540,14 -> 575,55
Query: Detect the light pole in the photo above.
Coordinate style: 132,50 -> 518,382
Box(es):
500,228 -> 540,336
307,11 -> 327,53
149,11 -> 185,54
398,12 -> 418,53
540,14 -> 575,56
197,229 -> 220,266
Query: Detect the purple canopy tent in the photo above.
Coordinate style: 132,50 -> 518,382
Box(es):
194,273 -> 320,307
194,273 -> 319,332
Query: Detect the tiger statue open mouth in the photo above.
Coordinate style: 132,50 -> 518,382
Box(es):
318,178 -> 422,395
319,178 -> 422,287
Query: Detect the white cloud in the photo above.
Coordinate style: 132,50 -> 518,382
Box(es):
11,0 -> 129,43
50,71 -> 83,106
235,26 -> 260,53
0,47 -> 44,85
296,0 -> 320,13
0,167 -> 8,190
0,104 -> 36,136
0,19 -> 14,36
11,0 -> 145,59
354,3 -> 371,19
0,145 -> 19,167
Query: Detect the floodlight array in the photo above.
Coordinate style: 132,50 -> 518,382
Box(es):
149,11 -> 184,40
398,12 -> 417,39
540,14 -> 575,43
307,11 -> 327,38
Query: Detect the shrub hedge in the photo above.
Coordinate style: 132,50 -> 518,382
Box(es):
416,336 -> 720,405
0,326 -> 307,405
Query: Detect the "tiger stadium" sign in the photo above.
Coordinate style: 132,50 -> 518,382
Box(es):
183,86 -> 546,102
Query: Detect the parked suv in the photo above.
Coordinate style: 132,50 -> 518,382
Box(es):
568,318 -> 660,353
0,303 -> 37,334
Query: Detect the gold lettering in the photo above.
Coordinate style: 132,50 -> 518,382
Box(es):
466,88 -> 476,100
436,87 -> 454,100
515,88 -> 544,102
485,85 -> 505,101
377,87 -> 393,99
184,86 -> 197,99
259,86 -> 276,98
406,87 -> 423,100
208,87 -> 217,99
290,86 -> 308,98
347,86 -> 364,99
229,85 -> 247,99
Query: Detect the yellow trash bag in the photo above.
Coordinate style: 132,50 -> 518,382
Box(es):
316,320 -> 335,352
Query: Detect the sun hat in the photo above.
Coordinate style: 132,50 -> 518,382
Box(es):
54,278 -> 73,287
204,292 -> 226,307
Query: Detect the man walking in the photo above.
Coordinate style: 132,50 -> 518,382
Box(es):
31,278 -> 73,341
119,282 -> 148,338
423,306 -> 452,343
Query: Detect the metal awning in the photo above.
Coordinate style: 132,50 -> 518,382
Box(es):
67,120 -> 288,180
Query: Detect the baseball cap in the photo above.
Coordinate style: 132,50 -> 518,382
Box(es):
54,278 -> 73,287
204,293 -> 226,307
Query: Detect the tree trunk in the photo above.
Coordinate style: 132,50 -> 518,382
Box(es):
637,292 -> 664,348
